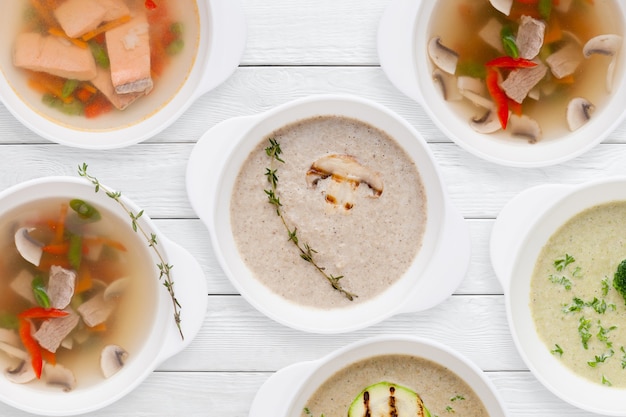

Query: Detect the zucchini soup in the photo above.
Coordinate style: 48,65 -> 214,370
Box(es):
531,200 -> 626,387
301,354 -> 489,417
230,115 -> 427,309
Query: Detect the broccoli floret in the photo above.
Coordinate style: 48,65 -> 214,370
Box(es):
613,259 -> 626,303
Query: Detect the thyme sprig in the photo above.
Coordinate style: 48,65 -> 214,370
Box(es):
78,163 -> 183,340
264,139 -> 356,301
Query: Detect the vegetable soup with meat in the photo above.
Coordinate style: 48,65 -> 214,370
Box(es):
2,0 -> 198,128
0,198 -> 157,391
427,0 -> 623,142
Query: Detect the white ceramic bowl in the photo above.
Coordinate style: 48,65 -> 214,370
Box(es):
378,0 -> 626,167
0,0 -> 246,149
186,94 -> 470,333
249,335 -> 508,417
0,176 -> 207,416
491,178 -> 626,416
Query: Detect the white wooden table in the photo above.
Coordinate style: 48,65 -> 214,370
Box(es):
1,1 -> 624,416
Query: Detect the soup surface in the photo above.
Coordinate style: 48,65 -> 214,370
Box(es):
531,201 -> 626,387
2,0 -> 199,129
0,197 -> 157,390
427,0 -> 623,141
230,115 -> 427,309
301,354 -> 489,417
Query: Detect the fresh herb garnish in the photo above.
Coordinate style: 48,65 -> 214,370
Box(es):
551,344 -> 564,357
78,163 -> 183,340
578,316 -> 592,349
263,139 -> 356,301
602,375 -> 612,386
549,274 -> 572,290
554,254 -> 575,272
588,349 -> 614,368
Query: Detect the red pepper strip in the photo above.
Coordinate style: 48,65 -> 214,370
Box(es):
19,319 -> 42,379
486,56 -> 538,69
18,307 -> 69,320
486,68 -> 510,130
145,0 -> 157,9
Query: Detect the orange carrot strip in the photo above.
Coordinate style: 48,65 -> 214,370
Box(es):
81,15 -> 131,41
75,265 -> 93,294
27,74 -> 74,104
54,203 -> 68,243
40,348 -> 56,366
87,323 -> 107,332
48,28 -> 89,49
42,243 -> 69,255
83,236 -> 127,251
543,16 -> 562,44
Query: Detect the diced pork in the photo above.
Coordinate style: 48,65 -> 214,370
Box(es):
90,67 -> 145,110
77,293 -> 114,327
13,33 -> 97,81
106,15 -> 153,95
546,43 -> 582,79
47,266 -> 76,310
9,270 -> 36,305
501,62 -> 548,103
34,311 -> 80,353
54,0 -> 130,39
517,15 -> 545,60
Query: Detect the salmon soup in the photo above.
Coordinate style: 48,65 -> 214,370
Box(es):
0,197 -> 157,391
230,115 -> 427,309
1,0 -> 199,129
302,354 -> 489,417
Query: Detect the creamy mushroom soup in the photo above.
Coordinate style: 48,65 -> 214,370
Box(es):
301,354 -> 489,417
531,201 -> 626,387
230,115 -> 427,308
428,0 -> 623,141
0,198 -> 157,390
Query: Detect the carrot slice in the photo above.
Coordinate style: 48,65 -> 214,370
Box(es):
81,15 -> 131,41
48,28 -> 88,49
75,264 -> 93,294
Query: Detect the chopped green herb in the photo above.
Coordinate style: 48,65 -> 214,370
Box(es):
450,395 -> 465,402
562,297 -> 585,313
620,347 -> 626,369
500,25 -> 519,58
602,375 -> 612,386
602,277 -> 610,296
597,323 -> 617,347
578,316 -> 592,349
551,344 -> 564,357
445,405 -> 455,413
549,274 -> 572,290
554,254 -> 575,272
588,349 -> 613,367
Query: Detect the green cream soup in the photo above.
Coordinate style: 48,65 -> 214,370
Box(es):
530,201 -> 626,387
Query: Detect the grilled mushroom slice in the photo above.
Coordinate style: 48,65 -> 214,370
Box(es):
566,97 -> 595,131
509,114 -> 542,143
428,37 -> 458,75
44,363 -> 76,392
5,360 -> 36,384
101,344 -> 128,378
14,227 -> 43,266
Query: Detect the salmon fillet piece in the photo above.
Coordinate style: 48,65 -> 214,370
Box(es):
13,33 -> 97,80
54,0 -> 130,39
106,14 -> 153,95
91,67 -> 144,110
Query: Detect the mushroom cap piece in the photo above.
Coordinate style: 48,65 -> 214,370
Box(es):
44,363 -> 76,392
470,109 -> 502,134
583,34 -> 622,58
14,227 -> 43,266
509,114 -> 542,143
566,97 -> 595,132
428,37 -> 458,75
100,344 -> 128,378
5,360 -> 36,384
489,0 -> 513,16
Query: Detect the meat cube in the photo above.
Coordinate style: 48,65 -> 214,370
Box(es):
501,62 -> 548,103
54,0 -> 130,39
13,33 -> 97,81
546,43 -> 582,79
77,293 -> 114,327
90,67 -> 145,110
517,16 -> 545,60
105,15 -> 153,95
34,311 -> 80,353
47,266 -> 76,310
